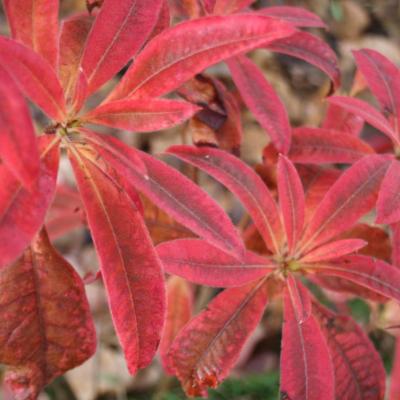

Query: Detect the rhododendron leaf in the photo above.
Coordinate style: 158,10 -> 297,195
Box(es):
390,337 -> 400,400
4,0 -> 59,68
46,184 -> 85,240
168,145 -> 284,254
0,65 -> 39,187
312,255 -> 400,302
289,127 -> 373,164
84,131 -> 245,257
260,6 -> 326,28
313,302 -> 386,400
106,14 -> 296,100
79,0 -> 163,95
0,37 -> 66,121
160,277 -> 193,374
157,239 -> 274,287
300,239 -> 367,263
392,223 -> 400,268
300,155 -> 390,252
69,148 -> 165,374
59,14 -> 94,104
280,283 -> 334,400
328,96 -> 400,145
83,99 -> 200,132
353,49 -> 400,125
266,31 -> 340,91
213,0 -> 255,14
227,55 -> 291,154
376,160 -> 400,224
0,229 -> 95,399
149,0 -> 170,39
286,275 -> 311,324
277,155 -> 304,253
0,136 -> 59,268
167,279 -> 268,396
322,103 -> 364,136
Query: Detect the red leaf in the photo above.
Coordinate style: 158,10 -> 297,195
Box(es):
4,0 -> 59,68
390,336 -> 400,400
322,102 -> 364,136
328,96 -> 399,145
213,0 -> 255,14
300,155 -> 390,252
280,282 -> 334,400
313,302 -> 386,400
84,131 -> 245,258
0,136 -> 59,268
392,223 -> 400,268
157,239 -> 273,287
83,99 -> 199,132
69,146 -> 165,374
106,14 -> 296,100
311,255 -> 400,302
376,160 -> 400,224
0,65 -> 39,187
149,0 -> 171,39
289,127 -> 373,164
277,155 -> 304,254
168,279 -> 268,396
260,6 -> 326,28
266,31 -> 341,91
300,239 -> 366,263
80,0 -> 163,95
59,14 -> 94,104
167,145 -> 284,254
354,49 -> 400,130
0,229 -> 96,400
286,274 -> 311,324
227,55 -> 291,154
0,37 -> 66,121
159,277 -> 193,375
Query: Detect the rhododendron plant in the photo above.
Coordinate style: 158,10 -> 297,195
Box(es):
0,0 -> 399,399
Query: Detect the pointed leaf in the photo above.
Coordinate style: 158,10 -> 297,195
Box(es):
322,102 -> 364,136
300,239 -> 367,263
157,239 -> 273,287
168,145 -> 284,254
59,14 -> 94,103
376,160 -> 400,224
4,0 -> 59,68
354,49 -> 400,128
289,127 -> 374,164
168,279 -> 268,396
0,136 -> 59,268
0,65 -> 39,187
69,147 -> 165,374
84,131 -> 245,257
300,155 -> 390,252
280,283 -> 334,400
227,55 -> 291,154
0,229 -> 96,399
266,31 -> 340,90
277,155 -> 305,253
328,96 -> 399,145
311,255 -> 400,302
0,37 -> 66,121
286,274 -> 311,324
160,277 -> 193,374
392,223 -> 400,268
260,6 -> 326,28
80,0 -> 163,95
313,302 -> 386,400
83,99 -> 199,132
106,14 -> 296,100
